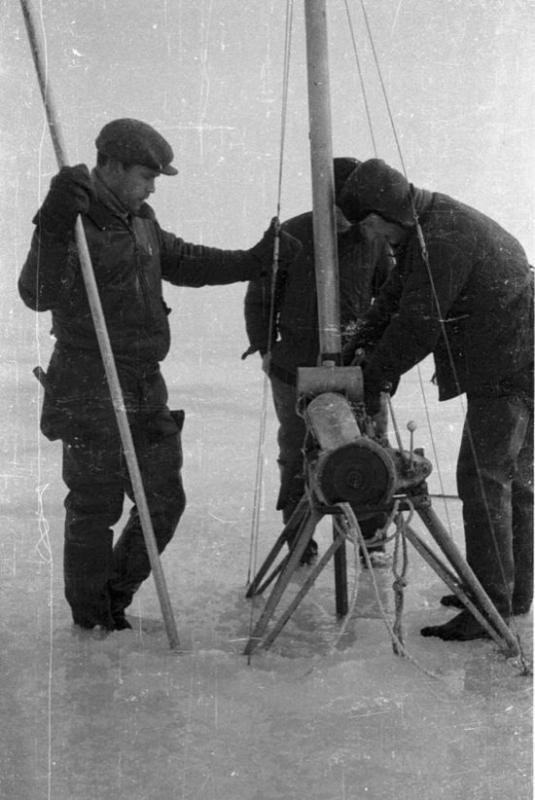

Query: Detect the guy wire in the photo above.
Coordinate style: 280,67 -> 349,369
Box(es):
343,0 -> 378,156
356,0 -> 524,654
348,0 -> 453,524
245,1 -> 294,641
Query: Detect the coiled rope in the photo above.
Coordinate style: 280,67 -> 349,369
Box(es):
330,502 -> 446,682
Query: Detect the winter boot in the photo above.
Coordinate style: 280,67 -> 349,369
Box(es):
420,610 -> 493,641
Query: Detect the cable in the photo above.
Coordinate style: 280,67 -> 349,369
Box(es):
342,0 -> 378,156
245,0 -> 294,648
345,0 -> 455,523
354,0 -> 524,642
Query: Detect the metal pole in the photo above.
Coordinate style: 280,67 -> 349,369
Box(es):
414,499 -> 519,652
244,505 -> 324,655
304,0 -> 341,362
19,0 -> 180,649
402,524 -> 515,652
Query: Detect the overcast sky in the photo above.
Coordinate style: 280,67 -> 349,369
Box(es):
2,0 -> 534,290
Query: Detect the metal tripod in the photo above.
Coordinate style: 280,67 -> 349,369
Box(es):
243,0 -> 519,662
243,460 -> 519,658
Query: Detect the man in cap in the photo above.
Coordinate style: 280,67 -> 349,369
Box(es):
19,118 -> 301,634
339,158 -> 533,640
243,157 -> 394,565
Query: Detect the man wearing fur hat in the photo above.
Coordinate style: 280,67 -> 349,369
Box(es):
339,158 -> 533,640
18,118 -> 301,633
243,157 -> 394,566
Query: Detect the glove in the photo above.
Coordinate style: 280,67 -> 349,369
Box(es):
364,389 -> 382,418
34,164 -> 94,240
371,394 -> 389,442
362,363 -> 386,417
250,217 -> 302,272
362,362 -> 400,417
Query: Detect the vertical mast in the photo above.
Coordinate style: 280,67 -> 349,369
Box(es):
304,0 -> 341,363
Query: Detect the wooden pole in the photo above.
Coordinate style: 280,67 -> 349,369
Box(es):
304,0 -> 341,362
19,0 -> 180,649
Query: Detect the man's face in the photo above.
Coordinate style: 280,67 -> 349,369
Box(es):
361,213 -> 406,249
105,163 -> 160,213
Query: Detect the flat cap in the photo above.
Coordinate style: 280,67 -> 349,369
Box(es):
95,118 -> 178,175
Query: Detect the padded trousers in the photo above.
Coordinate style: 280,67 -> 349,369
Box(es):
457,390 -> 533,617
62,414 -> 185,628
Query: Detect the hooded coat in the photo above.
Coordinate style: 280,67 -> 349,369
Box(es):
339,159 -> 533,400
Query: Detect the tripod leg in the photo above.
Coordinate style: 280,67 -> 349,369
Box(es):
413,498 -> 519,653
246,496 -> 309,598
403,524 -> 509,650
258,527 -> 347,652
332,518 -> 348,616
252,554 -> 290,597
244,505 -> 322,655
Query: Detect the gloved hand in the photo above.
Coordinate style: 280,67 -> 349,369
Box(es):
362,363 -> 386,417
371,393 -> 389,441
364,390 -> 382,418
250,217 -> 302,271
35,164 -> 94,239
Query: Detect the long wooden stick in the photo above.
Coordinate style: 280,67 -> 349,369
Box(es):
19,0 -> 180,649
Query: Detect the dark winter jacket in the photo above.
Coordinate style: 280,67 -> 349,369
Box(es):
243,210 -> 393,385
340,159 -> 534,401
19,170 -> 275,441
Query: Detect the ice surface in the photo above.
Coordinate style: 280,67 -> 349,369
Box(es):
1,2 -> 532,799
1,297 -> 532,800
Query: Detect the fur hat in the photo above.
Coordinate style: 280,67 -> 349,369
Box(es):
337,158 -> 414,225
333,157 -> 361,199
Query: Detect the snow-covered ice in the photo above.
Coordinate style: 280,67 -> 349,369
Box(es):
1,300 -> 532,800
1,2 -> 532,798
